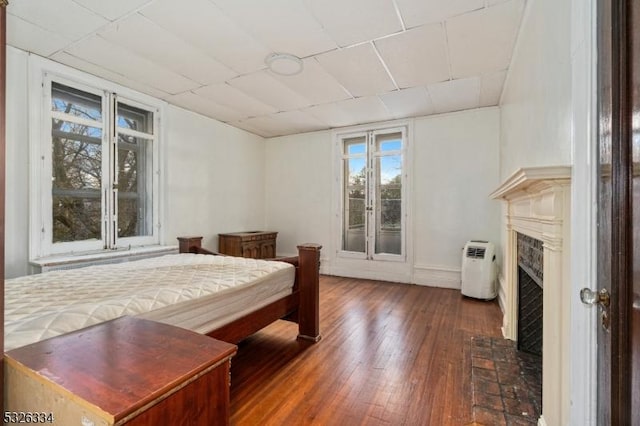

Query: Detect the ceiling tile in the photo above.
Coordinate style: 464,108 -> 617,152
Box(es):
339,96 -> 394,124
99,14 -> 236,85
234,115 -> 295,138
167,92 -> 248,123
479,70 -> 507,106
269,110 -> 328,134
228,71 -> 312,111
446,0 -> 525,78
228,119 -> 271,137
72,0 -> 154,21
315,44 -> 396,97
375,23 -> 449,88
7,0 -> 108,41
306,0 -> 403,47
7,14 -> 71,57
50,51 -> 172,100
305,96 -> 395,128
211,0 -> 337,57
379,87 -> 434,119
139,0 -> 271,74
238,110 -> 328,137
270,58 -> 351,105
194,84 -> 278,117
394,0 -> 484,28
63,36 -> 200,94
427,77 -> 480,114
304,103 -> 355,128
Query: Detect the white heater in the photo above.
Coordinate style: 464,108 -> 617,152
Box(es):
461,240 -> 497,300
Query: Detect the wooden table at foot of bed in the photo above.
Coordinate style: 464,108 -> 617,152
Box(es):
4,316 -> 237,426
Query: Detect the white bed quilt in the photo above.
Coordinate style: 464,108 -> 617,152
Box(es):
5,254 -> 295,351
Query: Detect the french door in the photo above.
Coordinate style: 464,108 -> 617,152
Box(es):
340,127 -> 406,261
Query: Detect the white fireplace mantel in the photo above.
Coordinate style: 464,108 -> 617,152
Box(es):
490,166 -> 572,200
491,165 -> 571,426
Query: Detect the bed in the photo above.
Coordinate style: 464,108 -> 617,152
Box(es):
4,236 -> 322,351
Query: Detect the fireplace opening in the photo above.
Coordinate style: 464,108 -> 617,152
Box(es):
517,233 -> 543,356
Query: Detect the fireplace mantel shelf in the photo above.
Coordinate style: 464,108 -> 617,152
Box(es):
490,166 -> 571,200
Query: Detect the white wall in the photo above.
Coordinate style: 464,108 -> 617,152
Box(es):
413,109 -> 501,286
263,131 -> 332,258
265,108 -> 501,287
498,0 -> 575,424
499,0 -> 572,180
4,49 -> 266,277
164,106 -> 265,251
5,47 -> 30,278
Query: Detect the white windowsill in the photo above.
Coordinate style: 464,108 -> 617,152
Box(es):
31,245 -> 179,270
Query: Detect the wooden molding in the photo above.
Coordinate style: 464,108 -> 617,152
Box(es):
0,1 -> 7,8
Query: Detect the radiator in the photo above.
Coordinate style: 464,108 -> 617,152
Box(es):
34,247 -> 178,273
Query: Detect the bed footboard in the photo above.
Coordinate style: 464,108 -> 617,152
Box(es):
296,243 -> 322,342
177,236 -> 322,343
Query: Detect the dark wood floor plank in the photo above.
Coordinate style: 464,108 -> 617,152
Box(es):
230,275 -> 503,425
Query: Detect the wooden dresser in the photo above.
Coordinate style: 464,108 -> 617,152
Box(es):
4,316 -> 237,426
218,231 -> 277,259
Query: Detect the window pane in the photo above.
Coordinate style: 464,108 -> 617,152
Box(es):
117,133 -> 152,238
52,82 -> 102,122
117,102 -> 153,135
52,196 -> 101,242
377,132 -> 402,152
375,154 -> 402,255
343,157 -> 366,253
51,119 -> 103,243
344,137 -> 366,155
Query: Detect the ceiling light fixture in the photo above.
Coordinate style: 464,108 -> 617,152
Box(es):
265,53 -> 303,76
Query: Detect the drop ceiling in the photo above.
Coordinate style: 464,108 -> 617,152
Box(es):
6,0 -> 526,138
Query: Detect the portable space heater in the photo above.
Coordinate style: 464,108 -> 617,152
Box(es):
461,240 -> 497,300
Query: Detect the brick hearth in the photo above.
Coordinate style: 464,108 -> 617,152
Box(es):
470,336 -> 542,425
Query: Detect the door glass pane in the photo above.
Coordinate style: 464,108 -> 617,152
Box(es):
342,137 -> 366,253
375,153 -> 402,255
51,115 -> 103,242
116,103 -> 153,238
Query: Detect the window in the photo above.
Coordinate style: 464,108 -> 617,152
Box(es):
340,127 -> 406,260
32,74 -> 161,258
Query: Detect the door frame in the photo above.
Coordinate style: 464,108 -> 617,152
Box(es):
329,119 -> 414,283
595,0 -> 634,423
569,0 -> 598,424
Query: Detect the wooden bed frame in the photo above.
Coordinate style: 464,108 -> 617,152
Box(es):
177,236 -> 322,344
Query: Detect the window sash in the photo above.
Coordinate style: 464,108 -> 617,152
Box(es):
40,77 -> 159,256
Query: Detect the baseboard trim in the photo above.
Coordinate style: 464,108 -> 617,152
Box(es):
413,264 -> 461,289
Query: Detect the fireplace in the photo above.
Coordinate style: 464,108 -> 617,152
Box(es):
491,166 -> 571,426
517,233 -> 543,356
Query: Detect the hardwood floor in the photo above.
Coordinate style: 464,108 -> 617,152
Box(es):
230,275 -> 504,425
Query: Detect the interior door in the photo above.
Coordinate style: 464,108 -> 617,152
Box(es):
596,0 -> 639,423
630,0 -> 640,421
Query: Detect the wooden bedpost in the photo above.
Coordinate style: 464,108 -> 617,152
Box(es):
296,243 -> 322,342
177,236 -> 203,253
1,0 -> 7,414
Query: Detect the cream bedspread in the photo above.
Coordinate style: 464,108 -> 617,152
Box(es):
5,254 -> 295,351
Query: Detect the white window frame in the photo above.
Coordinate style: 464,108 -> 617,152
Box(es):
28,56 -> 165,260
336,124 -> 409,263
